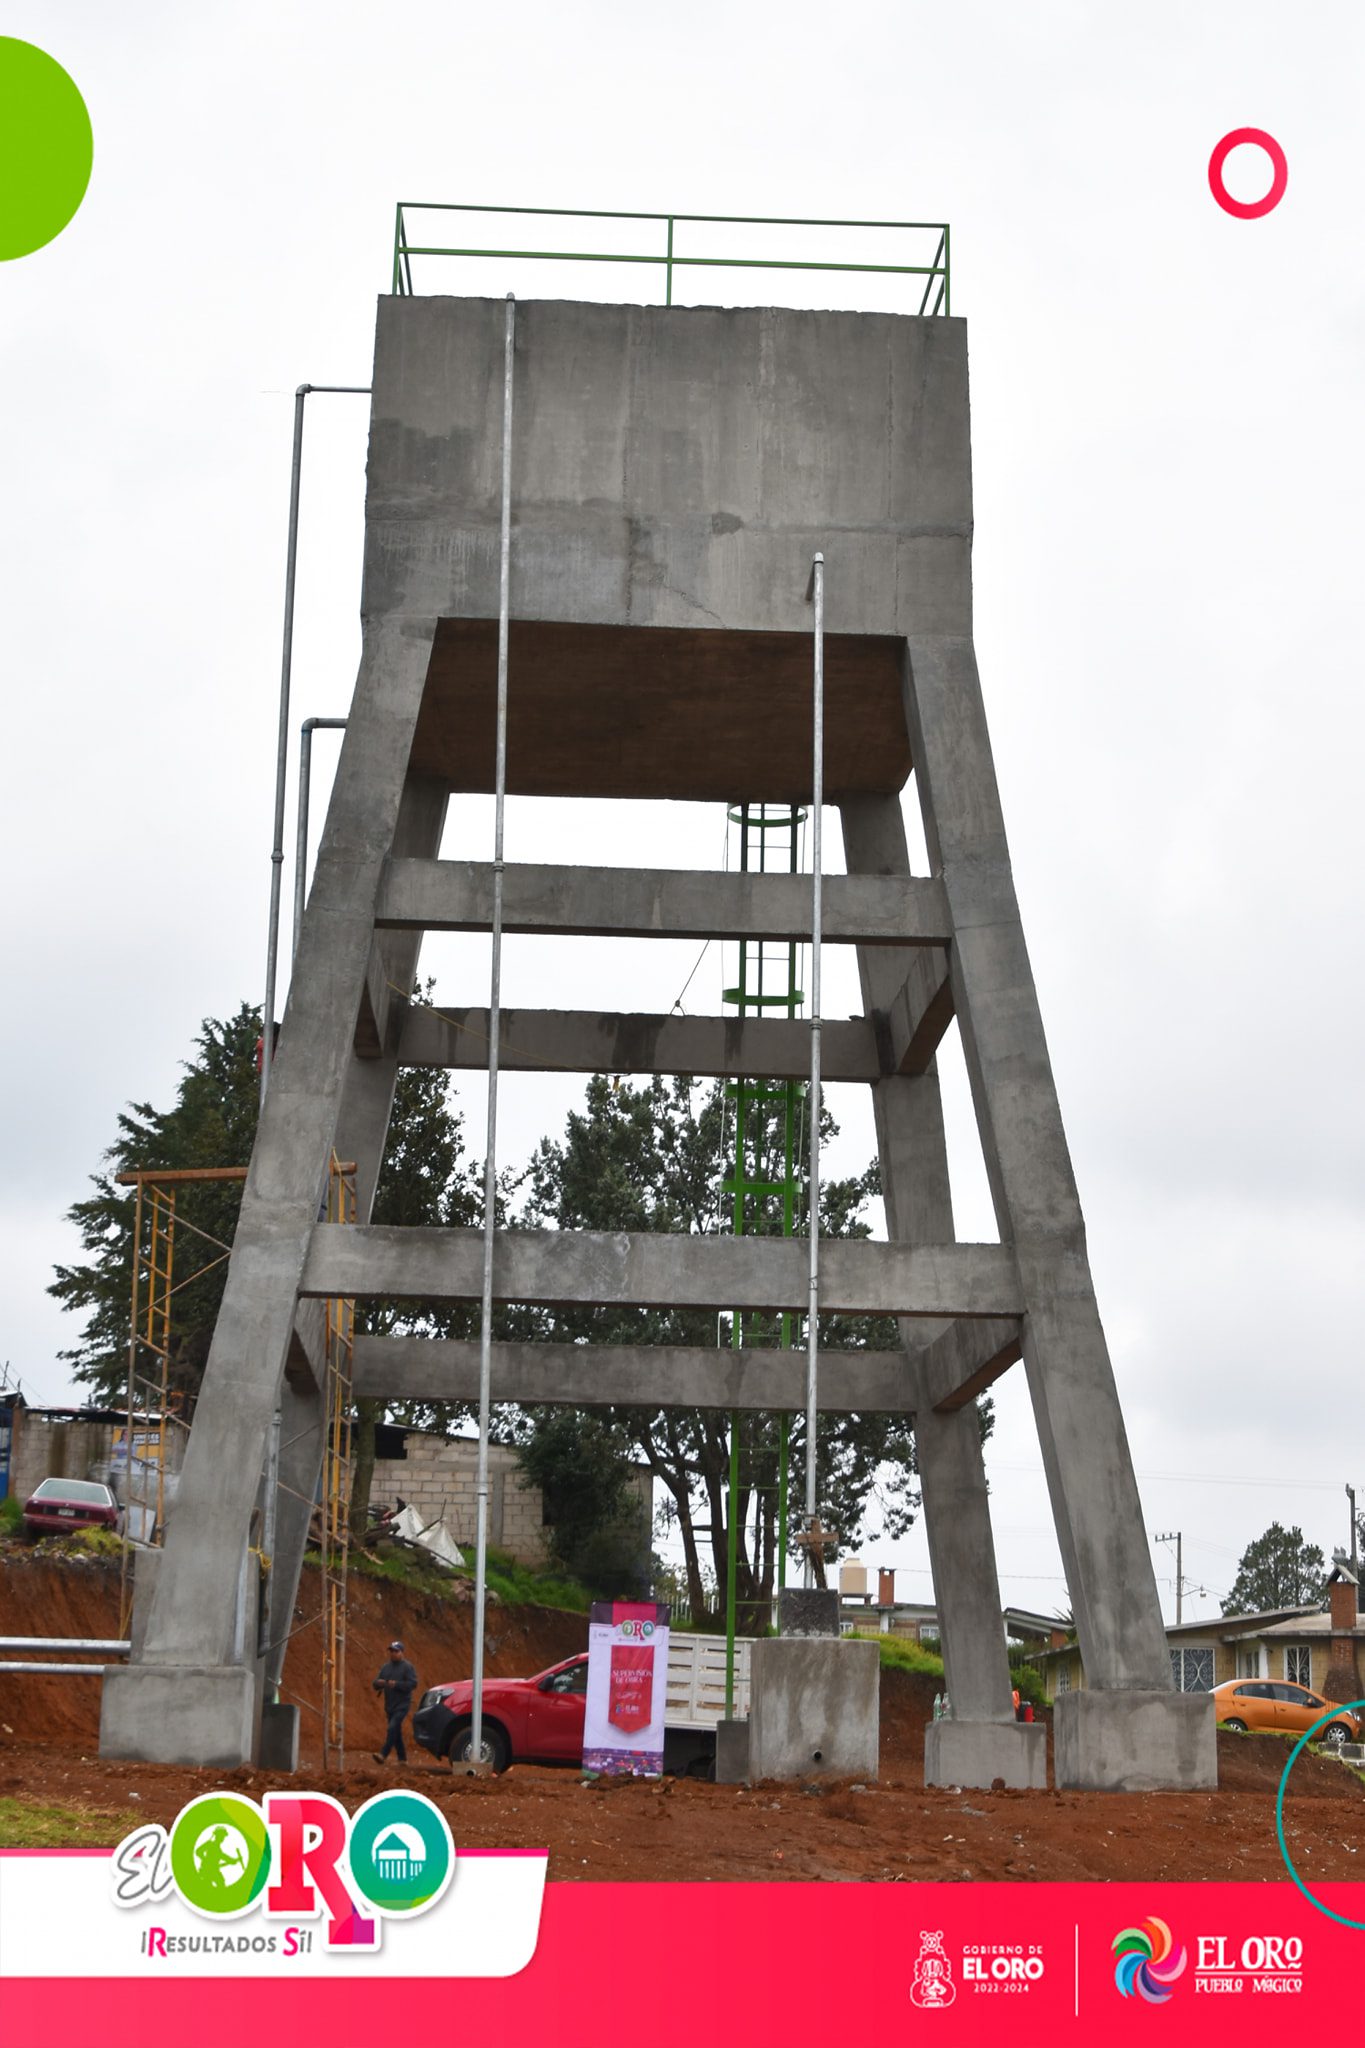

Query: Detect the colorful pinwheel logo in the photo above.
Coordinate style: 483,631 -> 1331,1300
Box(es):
1111,1917 -> 1188,2004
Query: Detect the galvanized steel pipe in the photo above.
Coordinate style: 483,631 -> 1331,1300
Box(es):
261,383 -> 369,1104
293,716 -> 348,959
805,553 -> 825,1581
470,296 -> 516,1770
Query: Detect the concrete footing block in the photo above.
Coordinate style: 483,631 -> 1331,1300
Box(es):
100,1664 -> 258,1769
259,1702 -> 300,1772
714,1718 -> 750,1784
924,1719 -> 1047,1790
1053,1689 -> 1217,1792
749,1637 -> 879,1781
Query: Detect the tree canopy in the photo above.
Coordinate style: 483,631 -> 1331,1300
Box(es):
503,1072 -> 984,1622
1221,1522 -> 1326,1616
49,1007 -> 970,1615
49,1000 -> 481,1411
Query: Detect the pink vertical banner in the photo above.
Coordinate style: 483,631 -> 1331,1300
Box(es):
583,1600 -> 669,1774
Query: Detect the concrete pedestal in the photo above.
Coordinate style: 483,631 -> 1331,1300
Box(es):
1053,1690 -> 1217,1792
748,1637 -> 879,1782
100,1664 -> 258,1770
259,1702 -> 300,1772
714,1718 -> 750,1784
924,1719 -> 1047,1790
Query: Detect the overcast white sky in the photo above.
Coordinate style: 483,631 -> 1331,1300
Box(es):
3,2 -> 1362,1629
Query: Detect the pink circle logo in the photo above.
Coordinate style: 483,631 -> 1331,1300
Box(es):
1208,128 -> 1287,218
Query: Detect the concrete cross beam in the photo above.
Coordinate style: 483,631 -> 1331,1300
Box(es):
352,1335 -> 920,1412
917,1316 -> 1023,1411
396,1004 -> 883,1081
880,947 -> 955,1075
301,1224 -> 1024,1320
374,858 -> 952,948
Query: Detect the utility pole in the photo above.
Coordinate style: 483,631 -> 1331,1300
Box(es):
1155,1530 -> 1183,1624
1347,1485 -> 1358,1579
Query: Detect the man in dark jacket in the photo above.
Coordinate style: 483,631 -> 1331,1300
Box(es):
372,1639 -> 418,1764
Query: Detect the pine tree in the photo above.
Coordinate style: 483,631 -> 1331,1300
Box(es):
1221,1523 -> 1326,1616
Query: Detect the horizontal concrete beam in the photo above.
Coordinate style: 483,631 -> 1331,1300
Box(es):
375,859 -> 952,948
301,1225 -> 1022,1320
397,1005 -> 883,1081
353,1336 -> 919,1412
919,1316 -> 1023,1412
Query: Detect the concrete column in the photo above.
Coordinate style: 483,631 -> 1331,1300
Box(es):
901,637 -> 1212,1790
101,622 -> 440,1769
266,776 -> 448,1703
841,797 -> 1042,1789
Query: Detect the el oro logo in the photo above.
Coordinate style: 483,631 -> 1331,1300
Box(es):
112,1789 -> 454,1952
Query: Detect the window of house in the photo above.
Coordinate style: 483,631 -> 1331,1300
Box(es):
1056,1664 -> 1071,1693
1170,1647 -> 1214,1692
1237,1647 -> 1262,1680
1286,1646 -> 1311,1687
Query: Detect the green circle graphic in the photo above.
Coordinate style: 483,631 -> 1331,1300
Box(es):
349,1791 -> 454,1917
1275,1697 -> 1365,1931
0,38 -> 93,261
170,1794 -> 271,1917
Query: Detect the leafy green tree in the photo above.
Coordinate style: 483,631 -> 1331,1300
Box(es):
49,1000 -> 482,1413
1221,1523 -> 1326,1616
515,1408 -> 653,1596
504,1073 -> 978,1625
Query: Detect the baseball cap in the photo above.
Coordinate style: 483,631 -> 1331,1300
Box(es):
389,1639 -> 404,1651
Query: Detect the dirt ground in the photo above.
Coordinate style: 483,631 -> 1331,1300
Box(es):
2,1549 -> 1362,1883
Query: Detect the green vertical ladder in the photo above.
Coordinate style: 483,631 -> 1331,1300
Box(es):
722,801 -> 806,1715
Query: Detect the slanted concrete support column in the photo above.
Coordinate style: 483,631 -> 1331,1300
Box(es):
101,625 -> 441,1769
261,775 -> 449,1708
901,638 -> 1212,1790
841,797 -> 1043,1790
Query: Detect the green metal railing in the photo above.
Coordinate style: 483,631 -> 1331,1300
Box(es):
391,204 -> 950,313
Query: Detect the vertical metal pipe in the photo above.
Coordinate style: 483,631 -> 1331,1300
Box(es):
260,1403 -> 282,1654
261,385 -> 309,1106
261,386 -> 369,1100
804,553 -> 825,1582
1348,1484 -> 1359,1580
293,717 -> 348,960
470,295 -> 516,1769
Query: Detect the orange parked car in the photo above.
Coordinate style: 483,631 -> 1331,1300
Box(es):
1211,1679 -> 1360,1750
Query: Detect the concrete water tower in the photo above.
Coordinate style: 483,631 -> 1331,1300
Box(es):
100,210 -> 1214,1793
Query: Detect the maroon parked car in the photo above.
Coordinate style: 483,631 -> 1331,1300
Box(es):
21,1477 -> 122,1538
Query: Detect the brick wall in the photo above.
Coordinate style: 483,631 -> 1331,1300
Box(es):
11,1415 -> 117,1505
370,1434 -> 652,1572
9,1411 -> 186,1514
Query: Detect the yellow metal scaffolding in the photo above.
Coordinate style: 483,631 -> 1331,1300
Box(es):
117,1157 -> 359,1758
321,1153 -> 357,1769
115,1166 -> 245,1636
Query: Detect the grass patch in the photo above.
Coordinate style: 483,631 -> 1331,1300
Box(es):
0,1496 -> 22,1537
307,1542 -> 591,1614
852,1633 -> 1049,1707
0,1797 -> 125,1848
482,1546 -> 590,1613
848,1632 -> 945,1679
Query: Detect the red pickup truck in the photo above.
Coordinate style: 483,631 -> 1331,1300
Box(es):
412,1653 -> 589,1771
